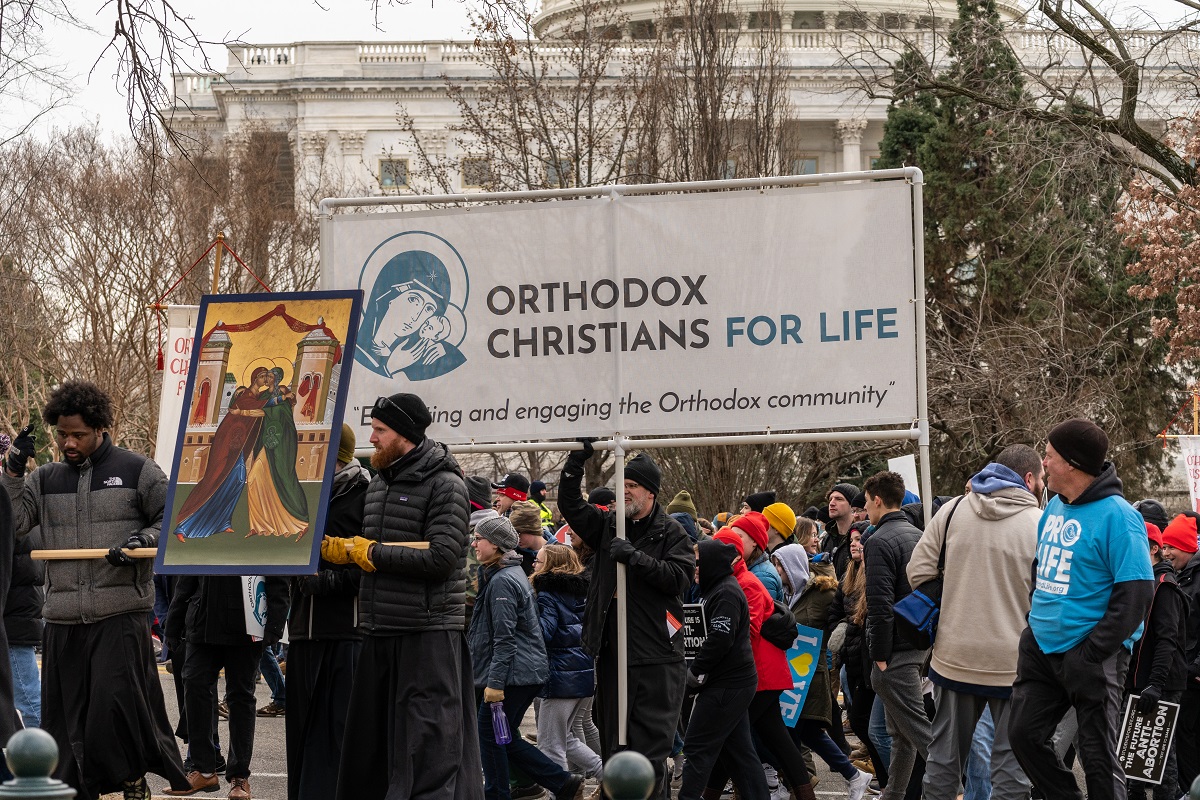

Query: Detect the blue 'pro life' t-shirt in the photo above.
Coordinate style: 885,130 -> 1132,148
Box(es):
1028,494 -> 1152,654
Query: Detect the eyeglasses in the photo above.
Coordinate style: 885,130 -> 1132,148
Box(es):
374,396 -> 416,428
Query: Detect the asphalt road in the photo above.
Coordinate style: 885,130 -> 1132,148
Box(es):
119,663 -> 854,800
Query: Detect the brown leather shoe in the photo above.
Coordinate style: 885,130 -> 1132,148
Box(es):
163,771 -> 219,796
228,776 -> 251,800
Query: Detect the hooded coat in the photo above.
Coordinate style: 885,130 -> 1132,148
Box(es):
358,438 -> 470,634
789,559 -> 839,724
691,540 -> 756,689
532,570 -> 593,698
907,474 -> 1040,689
714,532 -> 792,691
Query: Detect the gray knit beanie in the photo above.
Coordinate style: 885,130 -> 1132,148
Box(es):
475,515 -> 518,552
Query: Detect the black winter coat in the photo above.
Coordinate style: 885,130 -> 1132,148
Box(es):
864,510 -> 925,662
558,467 -> 694,666
290,462 -> 368,641
826,585 -> 864,677
1175,549 -> 1200,675
691,540 -> 756,689
358,438 -> 470,634
5,527 -> 43,646
533,570 -> 593,699
1127,558 -> 1188,693
166,574 -> 290,647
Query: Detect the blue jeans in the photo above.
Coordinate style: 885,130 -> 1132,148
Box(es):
963,705 -> 994,800
870,694 -> 892,772
10,645 -> 40,729
259,645 -> 285,705
478,684 -> 571,800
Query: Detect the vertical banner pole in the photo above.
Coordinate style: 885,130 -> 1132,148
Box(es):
910,171 -> 933,506
211,232 -> 225,295
1192,383 -> 1198,436
613,436 -> 629,747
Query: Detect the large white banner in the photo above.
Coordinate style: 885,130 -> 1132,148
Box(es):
154,305 -> 200,469
1179,435 -> 1200,513
323,182 -> 919,444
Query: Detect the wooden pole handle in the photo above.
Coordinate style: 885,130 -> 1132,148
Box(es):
30,540 -> 431,560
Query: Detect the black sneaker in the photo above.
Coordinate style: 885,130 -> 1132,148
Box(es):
554,774 -> 584,800
511,784 -> 547,800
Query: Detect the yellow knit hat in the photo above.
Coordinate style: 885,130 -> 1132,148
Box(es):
763,502 -> 797,539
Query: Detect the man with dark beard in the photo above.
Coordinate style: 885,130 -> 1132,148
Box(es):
558,443 -> 694,800
321,392 -> 482,800
3,381 -> 188,800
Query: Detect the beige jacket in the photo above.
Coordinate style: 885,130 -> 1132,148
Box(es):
907,488 -> 1040,687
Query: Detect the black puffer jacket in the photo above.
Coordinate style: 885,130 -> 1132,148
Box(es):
1175,548 -> 1200,673
1127,558 -> 1188,693
358,438 -> 469,634
863,510 -> 925,662
5,527 -> 43,646
166,574 -> 290,647
290,462 -> 368,641
558,466 -> 694,665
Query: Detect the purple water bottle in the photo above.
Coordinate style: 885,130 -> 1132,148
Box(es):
490,701 -> 511,744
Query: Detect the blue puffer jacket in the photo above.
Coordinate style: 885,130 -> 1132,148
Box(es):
531,570 -> 594,699
468,551 -> 549,690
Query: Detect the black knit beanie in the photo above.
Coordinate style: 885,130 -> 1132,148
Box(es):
1047,418 -> 1108,477
624,453 -> 662,497
371,393 -> 433,445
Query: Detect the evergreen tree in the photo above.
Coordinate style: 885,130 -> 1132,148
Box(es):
878,0 -> 1179,494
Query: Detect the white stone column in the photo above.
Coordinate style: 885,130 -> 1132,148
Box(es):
339,130 -> 366,190
836,118 -> 867,173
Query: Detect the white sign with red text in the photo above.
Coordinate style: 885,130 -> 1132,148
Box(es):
154,305 -> 200,470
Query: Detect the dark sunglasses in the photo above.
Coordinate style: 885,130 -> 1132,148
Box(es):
373,396 -> 416,428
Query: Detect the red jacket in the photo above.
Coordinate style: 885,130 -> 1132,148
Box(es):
716,531 -> 793,691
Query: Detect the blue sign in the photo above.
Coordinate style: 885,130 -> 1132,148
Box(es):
779,623 -> 823,728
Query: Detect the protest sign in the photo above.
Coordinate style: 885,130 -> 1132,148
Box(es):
1117,693 -> 1180,785
1179,436 -> 1200,513
682,604 -> 706,662
779,624 -> 823,727
155,305 -> 200,470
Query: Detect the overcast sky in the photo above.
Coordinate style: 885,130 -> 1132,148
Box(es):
5,0 -> 1190,140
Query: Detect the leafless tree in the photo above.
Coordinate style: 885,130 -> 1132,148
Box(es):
0,123 -> 332,457
835,0 -> 1200,191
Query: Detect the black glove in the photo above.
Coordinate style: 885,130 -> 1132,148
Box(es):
1136,685 -> 1162,714
106,533 -> 151,567
562,438 -> 597,479
609,537 -> 640,565
1189,662 -> 1200,685
686,671 -> 702,694
5,426 -> 35,476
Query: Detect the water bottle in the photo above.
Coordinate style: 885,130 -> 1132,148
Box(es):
490,701 -> 511,745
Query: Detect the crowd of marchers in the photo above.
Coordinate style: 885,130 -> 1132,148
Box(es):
2,381 -> 1198,800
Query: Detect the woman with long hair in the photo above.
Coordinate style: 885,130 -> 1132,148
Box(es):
824,527 -> 890,786
531,544 -> 603,780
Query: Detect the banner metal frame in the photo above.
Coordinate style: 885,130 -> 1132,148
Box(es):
320,168 -> 929,747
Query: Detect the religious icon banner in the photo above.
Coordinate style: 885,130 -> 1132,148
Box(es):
155,291 -> 363,575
